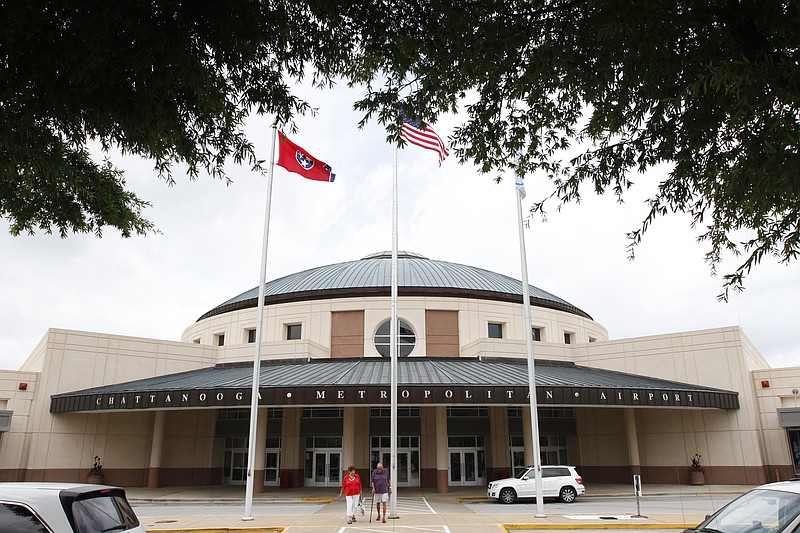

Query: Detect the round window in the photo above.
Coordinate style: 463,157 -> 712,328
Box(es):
373,319 -> 416,357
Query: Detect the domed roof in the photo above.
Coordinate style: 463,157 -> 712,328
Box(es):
198,251 -> 591,321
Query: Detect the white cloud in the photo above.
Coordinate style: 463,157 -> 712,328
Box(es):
1,83 -> 797,372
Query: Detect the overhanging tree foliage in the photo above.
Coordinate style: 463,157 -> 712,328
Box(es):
2,1 -> 798,296
343,0 -> 800,299
1,0 -> 349,236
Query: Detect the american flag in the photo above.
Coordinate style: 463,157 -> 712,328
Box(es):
401,117 -> 449,165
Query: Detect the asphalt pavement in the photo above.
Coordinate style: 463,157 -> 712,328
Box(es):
127,483 -> 752,533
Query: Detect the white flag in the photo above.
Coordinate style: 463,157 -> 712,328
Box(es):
515,177 -> 526,200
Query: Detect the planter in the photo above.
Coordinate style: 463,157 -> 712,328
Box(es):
87,473 -> 103,484
688,470 -> 705,485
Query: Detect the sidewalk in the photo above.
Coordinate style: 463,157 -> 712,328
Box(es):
128,484 -> 752,532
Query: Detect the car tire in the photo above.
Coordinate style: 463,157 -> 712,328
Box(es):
498,487 -> 517,504
559,486 -> 577,503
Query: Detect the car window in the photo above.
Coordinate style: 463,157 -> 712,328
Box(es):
542,468 -> 569,478
0,503 -> 49,533
71,494 -> 140,533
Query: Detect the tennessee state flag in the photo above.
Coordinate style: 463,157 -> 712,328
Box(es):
276,132 -> 336,182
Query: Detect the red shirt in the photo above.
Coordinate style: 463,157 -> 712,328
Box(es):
341,473 -> 362,496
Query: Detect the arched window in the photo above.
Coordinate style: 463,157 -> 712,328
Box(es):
373,319 -> 416,357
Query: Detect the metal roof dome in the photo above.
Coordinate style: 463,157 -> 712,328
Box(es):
198,251 -> 591,321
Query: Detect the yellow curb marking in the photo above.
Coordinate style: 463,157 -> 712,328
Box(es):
504,524 -> 696,530
145,528 -> 284,533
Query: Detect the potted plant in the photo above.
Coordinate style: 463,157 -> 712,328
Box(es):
87,455 -> 103,484
689,453 -> 704,485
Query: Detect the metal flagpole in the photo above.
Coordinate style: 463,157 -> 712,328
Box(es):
242,125 -> 278,521
389,146 -> 399,520
515,176 -> 546,518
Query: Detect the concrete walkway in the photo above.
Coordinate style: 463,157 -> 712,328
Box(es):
127,483 -> 753,533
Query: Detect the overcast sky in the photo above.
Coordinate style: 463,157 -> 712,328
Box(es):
1,83 -> 798,371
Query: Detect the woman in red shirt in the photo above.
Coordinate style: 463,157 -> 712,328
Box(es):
338,465 -> 362,524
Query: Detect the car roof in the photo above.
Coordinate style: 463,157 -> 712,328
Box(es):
0,482 -> 110,499
755,479 -> 800,494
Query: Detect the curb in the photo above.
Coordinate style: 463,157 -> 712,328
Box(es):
503,525 -> 692,530
145,529 -> 284,533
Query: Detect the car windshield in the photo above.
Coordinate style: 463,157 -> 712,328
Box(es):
698,488 -> 800,533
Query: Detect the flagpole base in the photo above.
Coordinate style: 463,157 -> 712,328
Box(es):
535,514 -> 547,518
241,516 -> 254,521
389,514 -> 399,519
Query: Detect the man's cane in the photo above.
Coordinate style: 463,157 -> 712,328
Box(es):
369,490 -> 375,523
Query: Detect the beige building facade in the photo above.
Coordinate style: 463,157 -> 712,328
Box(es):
0,252 -> 798,491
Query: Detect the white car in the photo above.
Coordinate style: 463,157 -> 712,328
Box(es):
487,465 -> 585,504
683,480 -> 800,533
0,482 -> 146,533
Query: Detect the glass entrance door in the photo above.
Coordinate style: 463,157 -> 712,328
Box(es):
448,448 -> 486,486
305,449 -> 341,487
371,451 -> 411,484
223,437 -> 248,486
264,449 -> 280,486
370,436 -> 421,487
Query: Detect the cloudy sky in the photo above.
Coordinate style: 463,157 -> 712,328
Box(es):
1,83 -> 798,371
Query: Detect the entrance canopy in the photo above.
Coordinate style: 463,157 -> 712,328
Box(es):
50,357 -> 739,413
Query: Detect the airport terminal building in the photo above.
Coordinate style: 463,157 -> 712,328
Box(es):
1,251 -> 798,491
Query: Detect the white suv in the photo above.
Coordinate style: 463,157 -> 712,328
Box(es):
487,465 -> 585,504
0,483 -> 146,533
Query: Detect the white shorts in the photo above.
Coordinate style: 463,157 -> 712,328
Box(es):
374,492 -> 389,502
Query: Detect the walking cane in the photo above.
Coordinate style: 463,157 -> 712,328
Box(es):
369,490 -> 375,523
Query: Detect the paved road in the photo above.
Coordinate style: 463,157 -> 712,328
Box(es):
464,494 -> 736,516
134,502 -> 327,516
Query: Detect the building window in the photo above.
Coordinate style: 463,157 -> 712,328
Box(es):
267,408 -> 283,419
563,332 -> 573,344
302,407 -> 343,418
247,329 -> 257,343
218,408 -> 250,420
488,322 -> 503,339
370,407 -> 420,418
532,327 -> 542,341
371,436 -> 420,448
286,324 -> 301,340
215,333 -> 225,347
448,436 -> 485,447
306,436 -> 342,448
540,435 -> 568,465
539,407 -> 575,418
374,319 -> 416,357
788,429 -> 800,473
193,338 -> 200,344
447,406 -> 488,417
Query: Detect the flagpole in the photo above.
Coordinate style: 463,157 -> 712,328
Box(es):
515,177 -> 546,518
242,125 -> 278,521
389,146 -> 399,520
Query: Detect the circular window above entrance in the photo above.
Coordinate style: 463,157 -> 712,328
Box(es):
374,319 -> 416,357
